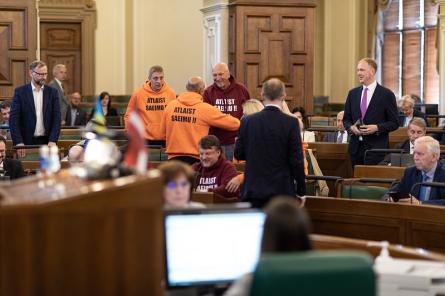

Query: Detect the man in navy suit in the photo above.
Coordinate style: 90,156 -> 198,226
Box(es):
323,111 -> 350,143
384,136 -> 445,204
10,60 -> 61,148
234,78 -> 306,208
343,58 -> 399,166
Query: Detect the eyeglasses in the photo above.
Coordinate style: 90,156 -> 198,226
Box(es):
166,180 -> 190,189
32,71 -> 48,77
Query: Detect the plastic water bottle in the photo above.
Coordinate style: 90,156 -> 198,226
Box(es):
39,145 -> 50,174
49,145 -> 61,173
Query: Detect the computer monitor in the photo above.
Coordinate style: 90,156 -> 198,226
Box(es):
164,208 -> 266,288
414,103 -> 438,115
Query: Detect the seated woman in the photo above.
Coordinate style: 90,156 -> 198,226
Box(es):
224,196 -> 312,296
398,95 -> 426,127
291,106 -> 315,143
158,160 -> 205,209
89,91 -> 119,119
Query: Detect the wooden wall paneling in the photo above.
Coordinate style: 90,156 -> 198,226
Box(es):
38,0 -> 96,95
229,1 -> 315,112
40,22 -> 82,95
0,0 -> 37,98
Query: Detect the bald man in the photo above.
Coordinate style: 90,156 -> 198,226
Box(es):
161,76 -> 240,165
235,78 -> 306,208
48,64 -> 70,125
203,63 -> 250,161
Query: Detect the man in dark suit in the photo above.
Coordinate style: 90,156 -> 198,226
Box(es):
48,64 -> 69,125
398,95 -> 427,127
65,92 -> 87,126
343,58 -> 399,166
379,117 -> 426,165
0,137 -> 25,180
234,78 -> 306,208
384,136 -> 445,204
323,111 -> 350,143
10,60 -> 61,148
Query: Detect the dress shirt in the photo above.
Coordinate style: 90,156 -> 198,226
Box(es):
31,83 -> 45,136
361,80 -> 377,109
71,108 -> 78,126
421,161 -> 437,201
337,131 -> 348,143
410,142 -> 414,154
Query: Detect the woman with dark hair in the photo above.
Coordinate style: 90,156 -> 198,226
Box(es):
158,160 -> 205,209
292,106 -> 315,143
224,197 -> 311,296
89,91 -> 119,119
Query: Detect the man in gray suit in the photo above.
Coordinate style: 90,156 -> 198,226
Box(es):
324,111 -> 350,143
48,64 -> 69,125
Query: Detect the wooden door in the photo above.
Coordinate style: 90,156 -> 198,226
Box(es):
40,22 -> 82,96
0,0 -> 37,98
229,1 -> 315,112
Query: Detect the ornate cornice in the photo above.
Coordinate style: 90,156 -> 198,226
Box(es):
38,0 -> 96,9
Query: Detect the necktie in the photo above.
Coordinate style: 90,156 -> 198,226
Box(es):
336,131 -> 344,143
418,173 -> 429,201
361,87 -> 368,119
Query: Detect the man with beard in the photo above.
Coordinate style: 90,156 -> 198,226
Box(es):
10,60 -> 61,147
204,63 -> 250,161
192,135 -> 239,198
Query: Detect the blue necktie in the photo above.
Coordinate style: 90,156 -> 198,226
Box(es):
418,173 -> 429,201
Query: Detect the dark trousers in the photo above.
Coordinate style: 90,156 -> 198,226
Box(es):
169,156 -> 199,166
31,136 -> 49,145
350,141 -> 385,167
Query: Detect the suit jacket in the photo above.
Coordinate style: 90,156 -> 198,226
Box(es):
3,158 -> 26,180
48,79 -> 69,122
323,131 -> 350,143
234,106 -> 306,204
10,83 -> 61,145
386,160 -> 445,202
65,106 -> 88,126
343,84 -> 399,155
398,110 -> 427,127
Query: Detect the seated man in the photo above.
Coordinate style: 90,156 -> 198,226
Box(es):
0,136 -> 25,180
379,117 -> 426,165
384,136 -> 445,204
398,95 -> 427,127
0,101 -> 11,139
65,92 -> 88,126
323,111 -> 349,143
68,145 -> 85,166
192,135 -> 239,198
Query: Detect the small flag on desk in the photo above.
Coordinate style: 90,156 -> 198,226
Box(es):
124,111 -> 148,174
91,98 -> 107,135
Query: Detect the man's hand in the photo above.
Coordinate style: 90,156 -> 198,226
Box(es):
226,176 -> 241,193
350,125 -> 362,136
16,143 -> 25,158
359,124 -> 378,135
48,142 -> 57,147
397,195 -> 422,205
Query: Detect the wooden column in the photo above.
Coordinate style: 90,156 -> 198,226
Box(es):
229,0 -> 315,112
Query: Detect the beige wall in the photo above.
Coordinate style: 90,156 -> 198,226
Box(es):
314,0 -> 372,103
95,0 -> 204,95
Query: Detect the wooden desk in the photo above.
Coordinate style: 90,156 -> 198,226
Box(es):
307,143 -> 352,178
0,171 -> 164,295
354,165 -> 405,180
306,196 -> 445,254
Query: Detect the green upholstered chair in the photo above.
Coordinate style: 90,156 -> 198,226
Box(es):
341,184 -> 388,200
250,251 -> 375,296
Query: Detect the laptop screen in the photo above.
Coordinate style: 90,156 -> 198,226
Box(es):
164,208 -> 266,287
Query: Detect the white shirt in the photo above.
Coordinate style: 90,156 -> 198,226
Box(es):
337,131 -> 348,143
361,80 -> 377,108
410,142 -> 414,154
31,82 -> 45,136
55,78 -> 63,91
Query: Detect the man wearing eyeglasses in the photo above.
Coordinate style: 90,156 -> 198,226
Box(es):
10,60 -> 61,149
